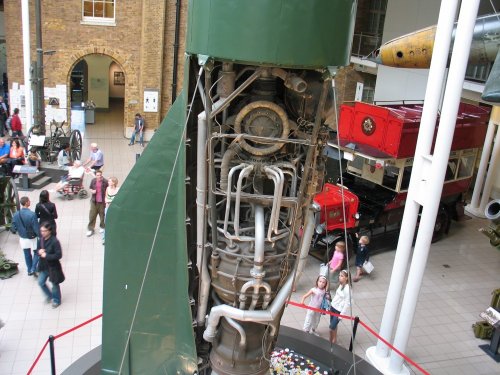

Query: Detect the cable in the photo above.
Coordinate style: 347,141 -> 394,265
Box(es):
331,76 -> 359,372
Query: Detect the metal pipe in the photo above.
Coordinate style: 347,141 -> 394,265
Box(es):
253,205 -> 265,275
171,0 -> 181,103
239,279 -> 272,310
35,0 -> 45,132
270,67 -> 307,93
210,68 -> 263,119
197,97 -> 225,325
366,0 -> 460,364
388,1 -> 480,372
223,164 -> 247,239
203,275 -> 293,342
293,210 -> 315,290
466,114 -> 497,215
270,166 -> 285,234
211,291 -> 247,351
234,165 -> 254,237
478,122 -> 500,211
264,166 -> 284,240
225,317 -> 247,352
21,0 -> 33,130
220,145 -> 239,191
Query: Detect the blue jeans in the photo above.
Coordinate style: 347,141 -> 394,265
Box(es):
38,270 -> 61,304
23,248 -> 39,274
129,131 -> 143,145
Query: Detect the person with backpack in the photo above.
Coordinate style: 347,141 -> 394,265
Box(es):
12,196 -> 40,276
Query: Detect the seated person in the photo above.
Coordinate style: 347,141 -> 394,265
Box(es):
55,160 -> 85,192
0,137 -> 10,174
57,144 -> 71,170
27,148 -> 42,169
8,139 -> 25,172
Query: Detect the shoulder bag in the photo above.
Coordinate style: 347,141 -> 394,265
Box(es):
19,213 -> 37,239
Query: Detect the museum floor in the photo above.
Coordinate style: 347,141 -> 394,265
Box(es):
0,102 -> 499,375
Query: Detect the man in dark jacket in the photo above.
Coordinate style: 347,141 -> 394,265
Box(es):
12,196 -> 40,275
38,222 -> 64,308
86,170 -> 108,237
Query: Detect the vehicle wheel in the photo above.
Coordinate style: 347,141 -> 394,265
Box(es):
69,130 -> 82,161
432,207 -> 450,243
0,178 -> 20,228
78,189 -> 88,199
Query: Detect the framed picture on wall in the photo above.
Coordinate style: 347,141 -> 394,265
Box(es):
114,71 -> 125,86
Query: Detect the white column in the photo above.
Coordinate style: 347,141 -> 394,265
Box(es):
466,109 -> 499,217
478,117 -> 500,211
21,0 -> 33,130
366,0 -> 459,369
388,0 -> 480,373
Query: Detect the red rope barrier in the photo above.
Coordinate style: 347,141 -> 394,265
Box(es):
287,301 -> 430,375
27,314 -> 103,374
27,339 -> 49,375
54,313 -> 103,340
29,306 -> 430,375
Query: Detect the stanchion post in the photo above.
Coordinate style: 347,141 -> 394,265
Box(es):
349,316 -> 360,352
48,335 -> 56,375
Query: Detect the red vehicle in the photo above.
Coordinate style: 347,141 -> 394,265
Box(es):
313,101 -> 490,259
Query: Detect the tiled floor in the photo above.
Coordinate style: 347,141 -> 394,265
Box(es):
0,102 -> 499,374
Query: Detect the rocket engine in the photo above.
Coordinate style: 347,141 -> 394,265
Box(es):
193,63 -> 331,374
100,1 -> 356,373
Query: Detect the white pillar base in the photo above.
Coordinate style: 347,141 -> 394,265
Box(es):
464,204 -> 486,219
366,346 -> 410,375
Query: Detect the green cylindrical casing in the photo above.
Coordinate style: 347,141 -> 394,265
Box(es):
187,0 -> 356,69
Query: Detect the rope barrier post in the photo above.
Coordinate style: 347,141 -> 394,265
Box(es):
348,316 -> 360,352
48,335 -> 56,375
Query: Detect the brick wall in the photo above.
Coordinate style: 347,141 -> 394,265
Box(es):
4,0 -> 187,133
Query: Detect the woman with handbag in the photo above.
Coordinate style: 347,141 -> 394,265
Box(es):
301,275 -> 329,335
35,190 -> 58,236
37,222 -> 65,308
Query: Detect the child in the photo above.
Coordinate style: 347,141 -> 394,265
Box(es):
301,275 -> 328,335
329,241 -> 346,283
353,235 -> 370,282
27,148 -> 41,169
329,269 -> 351,344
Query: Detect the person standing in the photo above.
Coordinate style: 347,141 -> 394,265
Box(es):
0,96 -> 8,137
87,170 -> 108,237
353,235 -> 370,282
329,269 -> 351,344
128,113 -> 145,147
37,222 -> 65,308
301,275 -> 328,335
83,143 -> 104,172
35,190 -> 58,236
328,241 -> 346,283
12,196 -> 40,276
102,177 -> 120,245
10,108 -> 23,138
57,144 -> 71,170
